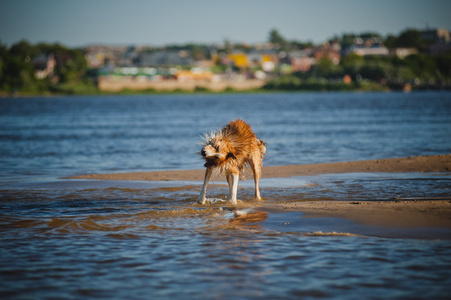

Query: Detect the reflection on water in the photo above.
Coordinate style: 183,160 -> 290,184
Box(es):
1,173 -> 451,299
1,92 -> 451,298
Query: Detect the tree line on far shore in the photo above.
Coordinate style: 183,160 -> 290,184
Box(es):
0,42 -> 97,95
263,52 -> 451,92
264,29 -> 451,91
1,28 -> 451,95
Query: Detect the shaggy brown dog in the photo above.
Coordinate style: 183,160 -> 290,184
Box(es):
198,119 -> 266,205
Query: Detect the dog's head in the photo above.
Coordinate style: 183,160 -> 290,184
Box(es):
200,136 -> 236,162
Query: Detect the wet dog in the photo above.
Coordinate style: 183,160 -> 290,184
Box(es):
198,119 -> 266,205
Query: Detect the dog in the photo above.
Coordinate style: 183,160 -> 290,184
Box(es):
198,119 -> 266,205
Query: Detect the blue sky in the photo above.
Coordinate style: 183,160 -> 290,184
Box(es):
1,0 -> 450,47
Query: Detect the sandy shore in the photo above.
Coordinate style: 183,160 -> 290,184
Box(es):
68,154 -> 451,231
69,154 -> 451,181
266,200 -> 451,230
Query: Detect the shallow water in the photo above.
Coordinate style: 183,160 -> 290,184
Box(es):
1,92 -> 451,299
1,173 -> 451,299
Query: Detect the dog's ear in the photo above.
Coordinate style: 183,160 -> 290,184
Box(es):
226,152 -> 236,160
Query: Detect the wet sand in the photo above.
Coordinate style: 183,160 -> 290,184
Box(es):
266,200 -> 451,230
69,154 -> 451,181
68,154 -> 451,230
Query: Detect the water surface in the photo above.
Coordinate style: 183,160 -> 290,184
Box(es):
1,92 -> 450,181
1,92 -> 451,299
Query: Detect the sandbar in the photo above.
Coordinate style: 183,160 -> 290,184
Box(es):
68,154 -> 451,181
67,154 -> 451,232
266,200 -> 451,230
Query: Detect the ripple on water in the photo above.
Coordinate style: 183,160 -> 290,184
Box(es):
1,174 -> 451,299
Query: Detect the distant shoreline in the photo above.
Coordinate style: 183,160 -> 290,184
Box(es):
68,154 -> 451,182
3,82 -> 450,98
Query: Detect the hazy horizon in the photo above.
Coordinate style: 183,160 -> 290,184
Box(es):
1,0 -> 451,48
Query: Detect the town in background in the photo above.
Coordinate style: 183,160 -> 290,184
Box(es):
1,28 -> 451,95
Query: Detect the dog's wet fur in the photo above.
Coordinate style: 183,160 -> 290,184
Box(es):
198,119 -> 266,205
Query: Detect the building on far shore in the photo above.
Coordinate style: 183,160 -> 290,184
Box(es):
391,48 -> 418,59
344,37 -> 389,57
422,28 -> 451,55
32,54 -> 56,79
421,28 -> 450,44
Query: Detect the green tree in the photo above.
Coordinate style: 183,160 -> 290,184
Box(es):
0,41 -> 92,94
268,29 -> 286,45
384,35 -> 398,49
359,57 -> 394,81
316,57 -> 344,78
3,56 -> 36,91
57,48 -> 87,83
404,54 -> 437,81
290,40 -> 313,50
395,29 -> 425,50
340,54 -> 365,80
35,42 -> 68,56
0,42 -> 7,86
1,41 -> 37,92
434,54 -> 451,80
340,34 -> 357,49
9,40 -> 37,60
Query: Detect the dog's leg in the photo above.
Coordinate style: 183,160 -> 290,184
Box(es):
226,174 -> 232,187
251,159 -> 262,201
198,167 -> 213,204
254,177 -> 261,200
228,173 -> 239,205
226,174 -> 232,200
